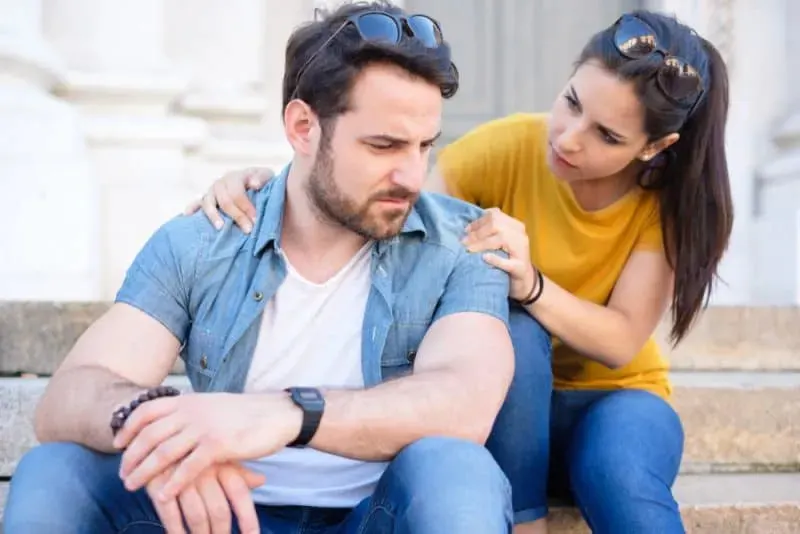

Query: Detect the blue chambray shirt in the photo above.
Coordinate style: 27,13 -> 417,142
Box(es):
115,165 -> 510,393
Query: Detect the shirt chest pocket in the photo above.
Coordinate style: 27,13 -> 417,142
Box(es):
183,327 -> 222,391
381,322 -> 428,380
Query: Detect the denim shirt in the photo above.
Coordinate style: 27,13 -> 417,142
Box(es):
115,165 -> 510,393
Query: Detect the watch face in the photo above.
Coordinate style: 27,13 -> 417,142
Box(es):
291,387 -> 325,409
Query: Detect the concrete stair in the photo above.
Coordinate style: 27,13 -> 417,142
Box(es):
1,302 -> 800,532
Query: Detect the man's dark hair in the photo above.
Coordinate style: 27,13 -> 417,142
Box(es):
282,1 -> 458,123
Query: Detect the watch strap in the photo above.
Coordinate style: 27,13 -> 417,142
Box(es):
285,387 -> 325,447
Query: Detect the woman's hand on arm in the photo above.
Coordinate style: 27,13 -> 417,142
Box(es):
463,206 -> 673,368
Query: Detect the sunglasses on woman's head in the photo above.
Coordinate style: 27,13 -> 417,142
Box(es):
612,15 -> 704,110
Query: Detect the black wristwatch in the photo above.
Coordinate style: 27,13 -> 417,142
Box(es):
285,387 -> 325,447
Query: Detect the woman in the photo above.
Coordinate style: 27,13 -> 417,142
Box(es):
186,10 -> 732,534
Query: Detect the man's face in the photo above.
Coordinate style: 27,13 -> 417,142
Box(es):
307,63 -> 443,240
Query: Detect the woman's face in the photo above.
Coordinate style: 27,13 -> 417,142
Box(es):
546,59 -> 657,182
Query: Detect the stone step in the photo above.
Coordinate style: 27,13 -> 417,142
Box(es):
1,373 -> 798,478
655,307 -> 800,371
1,474 -> 799,532
0,301 -> 185,376
3,302 -> 800,375
547,473 -> 800,534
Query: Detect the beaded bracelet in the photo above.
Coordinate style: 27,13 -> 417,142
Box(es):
110,385 -> 181,436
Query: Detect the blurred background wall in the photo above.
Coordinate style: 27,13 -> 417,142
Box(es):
0,0 -> 796,304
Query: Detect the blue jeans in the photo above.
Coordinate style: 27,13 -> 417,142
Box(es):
485,305 -> 686,533
4,437 -> 512,533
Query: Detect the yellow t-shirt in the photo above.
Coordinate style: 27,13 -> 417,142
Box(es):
436,112 -> 672,400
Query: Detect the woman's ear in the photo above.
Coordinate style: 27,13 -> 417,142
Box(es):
639,132 -> 680,162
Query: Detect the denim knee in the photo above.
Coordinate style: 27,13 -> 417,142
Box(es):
567,390 -> 685,534
4,442 -> 134,534
380,436 -> 513,532
485,304 -> 552,523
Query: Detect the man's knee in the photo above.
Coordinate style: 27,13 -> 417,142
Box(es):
5,442 -> 121,531
380,437 -> 512,530
13,441 -> 109,484
392,436 -> 511,497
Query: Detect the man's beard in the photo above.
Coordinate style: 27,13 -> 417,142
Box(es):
306,137 -> 418,240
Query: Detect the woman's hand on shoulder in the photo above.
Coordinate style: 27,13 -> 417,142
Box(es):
462,207 -> 535,300
183,167 -> 274,233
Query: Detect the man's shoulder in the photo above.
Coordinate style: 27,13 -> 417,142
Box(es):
155,174 -> 281,256
410,192 -> 484,254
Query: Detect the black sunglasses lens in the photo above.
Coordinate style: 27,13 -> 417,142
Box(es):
658,57 -> 702,101
407,15 -> 443,47
614,16 -> 657,58
357,13 -> 401,43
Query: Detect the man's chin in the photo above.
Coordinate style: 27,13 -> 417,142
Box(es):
357,214 -> 409,240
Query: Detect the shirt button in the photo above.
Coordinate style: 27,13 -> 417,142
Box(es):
200,355 -> 208,369
253,291 -> 263,302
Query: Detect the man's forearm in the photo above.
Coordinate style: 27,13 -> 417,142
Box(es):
306,369 -> 503,461
35,365 -> 152,453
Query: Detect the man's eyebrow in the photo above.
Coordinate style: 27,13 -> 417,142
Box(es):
570,85 -> 628,142
360,131 -> 442,145
425,131 -> 443,144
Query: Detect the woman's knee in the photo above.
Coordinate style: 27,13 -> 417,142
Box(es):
508,304 -> 552,363
506,304 -> 553,393
567,390 -> 684,505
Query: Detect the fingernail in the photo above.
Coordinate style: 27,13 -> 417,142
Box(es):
214,220 -> 223,230
243,223 -> 252,233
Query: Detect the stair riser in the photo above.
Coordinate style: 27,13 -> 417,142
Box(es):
3,303 -> 800,375
1,379 -> 798,477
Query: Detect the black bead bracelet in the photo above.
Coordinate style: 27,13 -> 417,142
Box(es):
110,385 -> 181,436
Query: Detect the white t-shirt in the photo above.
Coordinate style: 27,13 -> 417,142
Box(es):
242,242 -> 387,508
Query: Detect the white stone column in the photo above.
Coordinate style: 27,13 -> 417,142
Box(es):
0,0 -> 101,300
41,0 -> 208,299
648,0 -> 790,305
163,0 -> 309,188
752,0 -> 800,304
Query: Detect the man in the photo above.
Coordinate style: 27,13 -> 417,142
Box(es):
3,2 -> 515,533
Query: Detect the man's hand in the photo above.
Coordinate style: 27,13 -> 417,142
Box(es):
114,392 -> 300,499
148,461 -> 265,534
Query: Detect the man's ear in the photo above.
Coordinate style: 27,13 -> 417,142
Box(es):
638,132 -> 679,162
284,99 -> 319,156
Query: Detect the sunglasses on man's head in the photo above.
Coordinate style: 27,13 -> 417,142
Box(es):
612,15 -> 704,110
292,10 -> 449,100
